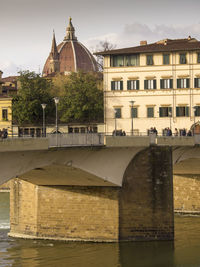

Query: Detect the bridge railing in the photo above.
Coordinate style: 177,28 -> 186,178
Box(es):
48,133 -> 104,147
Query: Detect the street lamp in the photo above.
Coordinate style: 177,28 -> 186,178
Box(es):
193,106 -> 197,135
114,109 -> 117,135
168,111 -> 172,130
129,100 -> 135,136
41,103 -> 47,137
54,97 -> 59,133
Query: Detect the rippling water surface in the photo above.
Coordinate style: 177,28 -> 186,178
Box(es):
1,192 -> 200,267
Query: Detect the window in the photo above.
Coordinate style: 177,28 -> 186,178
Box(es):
131,107 -> 138,118
159,107 -> 172,117
144,80 -> 157,90
194,78 -> 200,88
194,106 -> 200,116
147,107 -> 154,118
146,55 -> 153,65
127,80 -> 139,90
110,55 -> 124,67
177,78 -> 190,89
197,53 -> 200,63
111,54 -> 139,67
180,53 -> 187,64
2,109 -> 8,121
125,54 -> 139,66
111,81 -> 123,90
114,108 -> 121,118
160,79 -> 173,89
163,54 -> 170,65
176,106 -> 189,117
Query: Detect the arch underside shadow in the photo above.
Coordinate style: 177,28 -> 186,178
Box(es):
0,147 -> 144,187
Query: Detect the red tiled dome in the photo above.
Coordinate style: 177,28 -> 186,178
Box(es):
43,18 -> 98,76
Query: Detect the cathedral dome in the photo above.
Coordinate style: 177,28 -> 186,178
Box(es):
43,18 -> 98,76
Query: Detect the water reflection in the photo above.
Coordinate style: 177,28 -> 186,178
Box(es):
119,241 -> 174,267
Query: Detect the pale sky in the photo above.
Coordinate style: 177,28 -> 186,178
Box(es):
1,0 -> 200,76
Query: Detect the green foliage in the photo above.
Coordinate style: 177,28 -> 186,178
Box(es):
12,71 -> 55,125
56,72 -> 103,123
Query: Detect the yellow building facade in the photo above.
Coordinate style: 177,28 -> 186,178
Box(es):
97,37 -> 200,135
0,71 -> 12,135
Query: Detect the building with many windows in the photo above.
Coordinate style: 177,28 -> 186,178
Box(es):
96,37 -> 200,135
0,71 -> 12,135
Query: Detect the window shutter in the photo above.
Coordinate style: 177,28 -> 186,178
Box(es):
186,79 -> 190,88
160,79 -> 163,89
159,107 -> 163,117
170,79 -> 173,89
144,80 -> 148,89
176,107 -> 179,117
132,108 -> 137,118
127,80 -> 130,90
185,107 -> 188,117
153,80 -> 157,89
194,78 -> 198,88
111,81 -> 114,90
136,80 -> 139,90
120,81 -> 123,90
177,79 -> 181,88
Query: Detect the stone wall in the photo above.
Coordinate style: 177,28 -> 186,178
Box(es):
9,179 -> 119,242
174,174 -> 200,213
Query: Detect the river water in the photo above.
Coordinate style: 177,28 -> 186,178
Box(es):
1,192 -> 200,267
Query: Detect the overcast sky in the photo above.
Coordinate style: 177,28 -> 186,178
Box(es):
1,0 -> 200,76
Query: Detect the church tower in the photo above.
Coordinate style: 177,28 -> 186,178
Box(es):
49,31 -> 60,73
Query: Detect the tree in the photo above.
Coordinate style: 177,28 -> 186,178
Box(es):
12,71 -> 55,125
94,41 -> 117,71
56,71 -> 103,123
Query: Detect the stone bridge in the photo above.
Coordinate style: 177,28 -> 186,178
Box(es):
0,135 -> 200,242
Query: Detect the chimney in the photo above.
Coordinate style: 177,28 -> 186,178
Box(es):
140,40 -> 147,46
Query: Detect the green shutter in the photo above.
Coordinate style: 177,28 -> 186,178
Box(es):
120,81 -> 123,90
186,107 -> 189,117
177,79 -> 181,88
159,107 -> 163,117
153,80 -> 157,89
132,107 -> 137,118
194,78 -> 198,88
111,81 -> 114,90
186,79 -> 190,88
144,80 -> 148,89
170,79 -> 173,89
160,79 -> 164,89
176,107 -> 179,117
136,80 -> 139,90
127,80 -> 131,90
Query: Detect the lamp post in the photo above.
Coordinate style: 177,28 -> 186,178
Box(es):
193,106 -> 197,135
129,100 -> 135,136
168,111 -> 172,130
41,103 -> 47,137
54,97 -> 59,133
114,109 -> 117,135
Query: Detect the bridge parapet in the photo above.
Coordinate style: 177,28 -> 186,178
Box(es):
0,138 -> 48,152
105,135 -> 200,147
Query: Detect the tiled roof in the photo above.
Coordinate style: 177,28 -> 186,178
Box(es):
95,37 -> 200,56
2,76 -> 18,82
